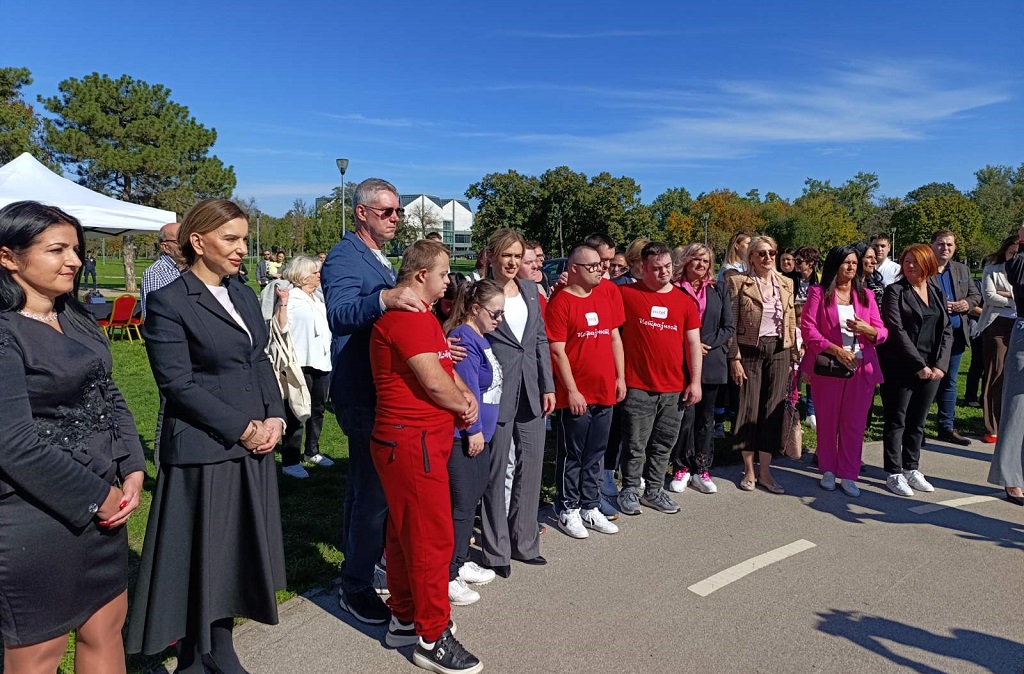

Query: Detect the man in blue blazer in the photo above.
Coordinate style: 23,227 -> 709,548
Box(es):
321,178 -> 427,625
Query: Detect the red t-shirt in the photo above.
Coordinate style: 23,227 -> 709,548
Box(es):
619,283 -> 701,393
370,305 -> 456,426
545,285 -> 625,408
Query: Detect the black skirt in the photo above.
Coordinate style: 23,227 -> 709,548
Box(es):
0,491 -> 127,646
126,454 -> 286,655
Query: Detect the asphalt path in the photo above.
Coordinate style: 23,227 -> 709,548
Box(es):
192,438 -> 1023,674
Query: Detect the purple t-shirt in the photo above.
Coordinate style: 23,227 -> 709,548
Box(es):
449,324 -> 503,442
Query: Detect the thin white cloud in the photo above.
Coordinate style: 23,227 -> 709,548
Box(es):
468,61 -> 1012,164
319,112 -> 436,128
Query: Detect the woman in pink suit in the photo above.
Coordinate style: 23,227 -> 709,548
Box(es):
800,245 -> 888,497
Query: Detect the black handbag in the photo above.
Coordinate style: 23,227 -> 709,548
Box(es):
814,352 -> 854,379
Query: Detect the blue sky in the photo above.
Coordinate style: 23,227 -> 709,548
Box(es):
4,1 -> 1019,217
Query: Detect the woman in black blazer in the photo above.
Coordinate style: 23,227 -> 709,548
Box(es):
877,244 -> 953,498
669,243 -> 735,494
127,199 -> 287,674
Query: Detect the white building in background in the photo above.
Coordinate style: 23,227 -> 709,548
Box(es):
400,194 -> 474,255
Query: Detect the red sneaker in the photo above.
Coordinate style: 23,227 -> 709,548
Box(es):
982,435 -> 998,444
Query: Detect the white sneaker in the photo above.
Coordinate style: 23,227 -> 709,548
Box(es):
600,469 -> 619,498
557,508 -> 589,539
668,469 -> 690,493
887,473 -> 914,497
806,414 -> 817,431
903,470 -> 934,492
639,477 -> 647,492
447,578 -> 480,606
282,464 -> 309,479
690,471 -> 718,494
458,562 -> 495,586
820,471 -> 836,491
373,564 -> 390,596
840,479 -> 861,497
305,453 -> 335,467
580,507 -> 619,534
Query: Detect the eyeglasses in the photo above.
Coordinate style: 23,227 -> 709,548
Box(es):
481,307 -> 505,320
362,205 -> 406,219
575,261 -> 603,273
755,250 -> 777,259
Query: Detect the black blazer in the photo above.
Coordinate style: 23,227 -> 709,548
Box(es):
143,271 -> 286,465
681,281 -> 735,386
878,279 -> 953,383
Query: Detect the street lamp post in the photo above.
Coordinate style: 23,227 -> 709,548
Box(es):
702,212 -> 710,246
336,158 -> 349,234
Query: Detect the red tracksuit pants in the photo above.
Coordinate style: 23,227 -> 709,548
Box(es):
370,421 -> 455,642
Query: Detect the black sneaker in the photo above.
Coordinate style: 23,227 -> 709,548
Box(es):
413,629 -> 482,674
338,587 -> 390,625
386,617 -> 457,648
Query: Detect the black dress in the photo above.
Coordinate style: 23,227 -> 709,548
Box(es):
0,310 -> 145,646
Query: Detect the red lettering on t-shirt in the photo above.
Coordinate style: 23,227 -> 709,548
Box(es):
619,283 -> 701,393
370,307 -> 456,425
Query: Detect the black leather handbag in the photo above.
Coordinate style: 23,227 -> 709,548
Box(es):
813,352 -> 855,379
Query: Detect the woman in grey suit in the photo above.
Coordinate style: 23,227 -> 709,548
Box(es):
480,228 -> 555,578
127,199 -> 287,674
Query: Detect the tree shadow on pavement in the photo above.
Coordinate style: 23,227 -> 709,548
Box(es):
816,609 -> 1024,673
772,459 -> 1024,552
921,440 -> 996,464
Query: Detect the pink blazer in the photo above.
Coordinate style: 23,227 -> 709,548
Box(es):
799,284 -> 888,386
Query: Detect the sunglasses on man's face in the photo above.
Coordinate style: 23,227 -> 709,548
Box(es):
363,205 -> 406,219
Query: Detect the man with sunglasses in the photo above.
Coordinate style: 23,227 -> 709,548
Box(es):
321,178 -> 428,626
546,245 -> 626,539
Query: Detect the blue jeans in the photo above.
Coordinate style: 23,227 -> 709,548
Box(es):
337,405 -> 388,594
935,339 -> 966,431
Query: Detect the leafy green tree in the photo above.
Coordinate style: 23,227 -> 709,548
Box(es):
0,67 -> 52,166
650,186 -> 693,230
906,182 -> 961,202
789,193 -> 861,253
689,190 -> 765,254
466,170 -> 541,250
39,72 -> 236,290
971,164 -> 1024,235
890,194 -> 984,262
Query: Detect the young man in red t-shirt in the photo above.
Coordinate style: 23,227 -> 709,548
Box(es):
546,245 -> 626,539
369,240 -> 484,674
617,241 -> 703,516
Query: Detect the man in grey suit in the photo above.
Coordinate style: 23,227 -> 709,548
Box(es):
928,230 -> 982,446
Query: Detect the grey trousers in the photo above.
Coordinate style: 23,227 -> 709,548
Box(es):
989,319 -> 1024,488
619,388 -> 682,493
481,407 -> 546,566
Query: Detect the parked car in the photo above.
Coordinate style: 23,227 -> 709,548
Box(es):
542,258 -> 567,286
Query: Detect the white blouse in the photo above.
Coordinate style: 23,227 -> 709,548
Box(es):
206,284 -> 252,345
504,292 -> 528,344
283,287 -> 333,372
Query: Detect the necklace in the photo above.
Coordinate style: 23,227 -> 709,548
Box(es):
18,309 -> 58,323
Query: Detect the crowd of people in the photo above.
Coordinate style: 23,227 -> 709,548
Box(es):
1,182 -> 1022,674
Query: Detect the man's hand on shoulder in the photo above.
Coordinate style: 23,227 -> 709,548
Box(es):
382,287 -> 426,312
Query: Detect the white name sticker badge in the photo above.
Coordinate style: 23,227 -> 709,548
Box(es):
650,306 -> 668,319
585,312 -> 599,326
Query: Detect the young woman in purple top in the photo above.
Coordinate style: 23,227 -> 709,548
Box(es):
443,279 -> 505,605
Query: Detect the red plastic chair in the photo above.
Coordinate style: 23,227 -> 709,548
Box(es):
128,312 -> 143,342
98,295 -> 138,342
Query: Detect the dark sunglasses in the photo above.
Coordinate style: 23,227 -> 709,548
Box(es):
756,250 -> 777,259
482,307 -> 505,320
363,205 -> 406,219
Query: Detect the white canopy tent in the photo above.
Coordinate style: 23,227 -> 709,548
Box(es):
0,153 -> 177,236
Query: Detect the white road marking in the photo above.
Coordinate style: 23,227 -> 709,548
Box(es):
688,539 -> 817,597
909,495 -> 1000,515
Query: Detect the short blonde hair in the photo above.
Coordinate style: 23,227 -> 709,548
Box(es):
397,240 -> 449,285
281,254 -> 320,286
674,243 -> 715,285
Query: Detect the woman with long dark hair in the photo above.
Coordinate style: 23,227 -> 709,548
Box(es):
0,201 -> 145,673
800,245 -> 887,496
127,199 -> 287,673
877,244 -> 952,497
